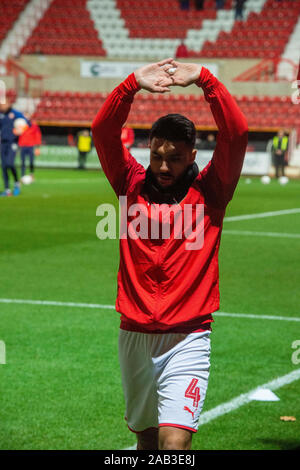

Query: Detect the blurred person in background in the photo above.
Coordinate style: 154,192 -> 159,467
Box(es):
77,129 -> 92,170
121,125 -> 135,151
215,0 -> 225,9
271,130 -> 289,179
234,0 -> 246,20
18,113 -> 42,183
198,133 -> 216,150
175,40 -> 189,58
205,133 -> 216,150
0,99 -> 29,196
194,0 -> 204,9
67,130 -> 76,147
179,0 -> 190,10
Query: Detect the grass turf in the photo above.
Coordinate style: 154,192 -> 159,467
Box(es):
0,169 -> 299,450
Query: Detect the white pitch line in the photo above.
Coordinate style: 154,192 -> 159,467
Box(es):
224,208 -> 300,222
0,299 -> 299,322
223,229 -> 300,239
199,367 -> 300,426
215,311 -> 300,322
0,298 -> 115,310
38,178 -> 100,184
123,367 -> 300,449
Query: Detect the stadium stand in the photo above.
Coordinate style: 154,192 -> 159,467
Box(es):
0,0 -> 30,44
116,0 -> 221,38
87,0 -> 298,60
21,0 -> 106,56
199,0 -> 300,59
0,0 -> 54,62
32,89 -> 299,133
1,0 -> 299,142
8,0 -> 297,63
87,0 -> 273,59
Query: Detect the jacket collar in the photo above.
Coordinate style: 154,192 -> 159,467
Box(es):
142,162 -> 199,204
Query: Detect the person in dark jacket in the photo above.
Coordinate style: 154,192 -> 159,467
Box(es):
271,130 -> 289,178
0,99 -> 29,196
235,0 -> 246,19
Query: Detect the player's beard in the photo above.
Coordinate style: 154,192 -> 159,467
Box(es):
142,163 -> 199,204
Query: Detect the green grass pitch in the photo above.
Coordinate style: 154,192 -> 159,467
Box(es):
0,168 -> 299,450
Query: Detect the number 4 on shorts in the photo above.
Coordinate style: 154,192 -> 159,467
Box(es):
185,378 -> 200,408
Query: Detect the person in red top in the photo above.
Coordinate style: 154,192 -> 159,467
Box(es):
18,115 -> 42,181
92,59 -> 248,450
175,40 -> 189,59
121,125 -> 135,150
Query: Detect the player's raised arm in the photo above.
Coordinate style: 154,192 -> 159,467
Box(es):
91,59 -> 174,196
168,60 -> 248,209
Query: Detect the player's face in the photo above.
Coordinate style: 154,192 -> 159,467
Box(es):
149,138 -> 196,188
0,102 -> 10,113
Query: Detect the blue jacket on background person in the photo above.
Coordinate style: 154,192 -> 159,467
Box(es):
0,107 -> 30,142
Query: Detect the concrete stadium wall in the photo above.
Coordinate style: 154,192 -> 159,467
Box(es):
7,54 -> 292,97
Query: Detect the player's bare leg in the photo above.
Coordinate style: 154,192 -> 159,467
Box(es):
159,426 -> 192,450
136,428 -> 158,450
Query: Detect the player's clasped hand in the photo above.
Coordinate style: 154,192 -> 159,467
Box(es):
134,58 -> 202,93
134,58 -> 175,93
165,60 -> 202,87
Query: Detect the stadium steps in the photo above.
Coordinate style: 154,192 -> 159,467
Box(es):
87,0 -> 238,58
16,0 -> 297,62
88,0 -> 289,60
277,16 -> 300,80
89,0 -> 295,61
186,0 -> 266,52
0,0 -> 52,61
87,0 -> 180,58
0,0 -> 30,49
32,90 -> 299,135
199,0 -> 300,59
21,0 -> 106,56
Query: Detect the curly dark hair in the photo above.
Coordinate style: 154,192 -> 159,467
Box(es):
149,113 -> 196,149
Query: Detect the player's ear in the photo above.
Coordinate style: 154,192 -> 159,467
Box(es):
190,148 -> 197,163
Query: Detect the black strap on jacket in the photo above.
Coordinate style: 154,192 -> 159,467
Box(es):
142,162 -> 199,205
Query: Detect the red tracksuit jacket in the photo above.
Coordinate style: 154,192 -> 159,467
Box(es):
92,67 -> 248,334
18,122 -> 42,147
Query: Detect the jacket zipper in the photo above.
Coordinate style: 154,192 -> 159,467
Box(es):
155,246 -> 162,323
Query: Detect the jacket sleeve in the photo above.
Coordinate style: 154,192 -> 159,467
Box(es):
196,67 -> 248,209
91,73 -> 145,197
15,109 -> 31,126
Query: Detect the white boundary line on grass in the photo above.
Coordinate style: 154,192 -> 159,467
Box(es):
215,312 -> 300,322
123,367 -> 300,449
0,298 -> 115,309
223,229 -> 300,239
223,208 -> 300,222
199,367 -> 300,425
0,298 -> 299,322
38,178 -> 101,184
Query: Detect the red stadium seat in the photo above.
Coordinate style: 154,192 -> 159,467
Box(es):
21,0 -> 106,56
200,0 -> 299,59
0,0 -> 30,45
33,88 -> 296,132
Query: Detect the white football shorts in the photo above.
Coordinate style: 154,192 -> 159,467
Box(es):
118,329 -> 211,434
